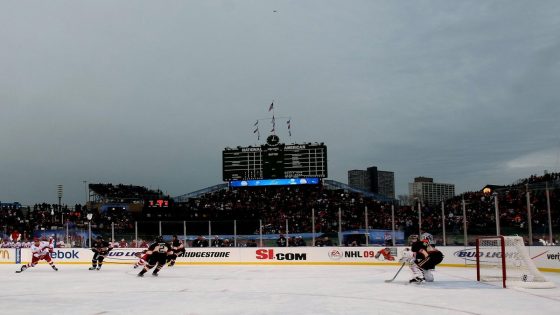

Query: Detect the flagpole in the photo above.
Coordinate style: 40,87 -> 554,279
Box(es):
287,117 -> 292,140
253,120 -> 260,143
270,100 -> 276,135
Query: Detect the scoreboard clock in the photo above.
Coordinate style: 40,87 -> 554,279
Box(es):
147,199 -> 169,207
222,137 -> 328,181
266,134 -> 280,146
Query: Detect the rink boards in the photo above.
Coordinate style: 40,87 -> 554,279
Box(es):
1,246 -> 559,272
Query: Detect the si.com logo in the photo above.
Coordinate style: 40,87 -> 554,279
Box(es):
255,249 -> 307,261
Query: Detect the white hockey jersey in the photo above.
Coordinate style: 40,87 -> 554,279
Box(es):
31,241 -> 53,258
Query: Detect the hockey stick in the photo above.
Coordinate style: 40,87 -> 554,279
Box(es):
384,262 -> 406,283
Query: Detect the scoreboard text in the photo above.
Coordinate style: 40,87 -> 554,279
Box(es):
222,143 -> 327,181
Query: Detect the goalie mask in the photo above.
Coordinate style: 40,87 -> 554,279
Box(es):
421,232 -> 434,245
408,234 -> 419,245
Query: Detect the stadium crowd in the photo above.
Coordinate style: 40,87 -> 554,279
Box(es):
1,173 -> 559,247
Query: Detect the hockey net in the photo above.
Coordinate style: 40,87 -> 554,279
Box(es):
476,236 -> 555,288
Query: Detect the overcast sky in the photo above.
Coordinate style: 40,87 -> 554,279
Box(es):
1,0 -> 560,205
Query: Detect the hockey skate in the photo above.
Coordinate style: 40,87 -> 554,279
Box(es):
168,261 -> 175,267
152,272 -> 159,277
409,277 -> 425,284
52,265 -> 58,271
15,265 -> 28,273
96,266 -> 102,270
89,267 -> 97,270
138,268 -> 148,277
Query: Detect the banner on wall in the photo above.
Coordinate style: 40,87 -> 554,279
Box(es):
0,248 -> 14,263
10,246 -> 560,272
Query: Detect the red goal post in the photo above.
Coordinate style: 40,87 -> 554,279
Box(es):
476,236 -> 506,288
476,235 -> 555,289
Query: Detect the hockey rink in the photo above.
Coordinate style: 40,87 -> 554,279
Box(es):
2,264 -> 560,315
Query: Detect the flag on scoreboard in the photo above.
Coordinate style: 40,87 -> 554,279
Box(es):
254,126 -> 260,140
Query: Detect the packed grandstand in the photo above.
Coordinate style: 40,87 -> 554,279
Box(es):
1,172 -> 559,248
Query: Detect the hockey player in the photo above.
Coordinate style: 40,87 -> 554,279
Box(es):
166,235 -> 185,267
138,236 -> 173,277
133,249 -> 149,269
401,234 -> 444,284
89,236 -> 113,270
16,238 -> 58,273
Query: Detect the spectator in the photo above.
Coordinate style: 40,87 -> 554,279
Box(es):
119,238 -> 128,248
192,235 -> 209,247
11,229 -> 21,242
295,236 -> 306,246
276,234 -> 287,247
211,236 -> 223,247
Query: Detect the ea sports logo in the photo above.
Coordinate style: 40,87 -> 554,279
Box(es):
328,249 -> 342,260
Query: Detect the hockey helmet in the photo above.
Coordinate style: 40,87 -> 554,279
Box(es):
408,234 -> 419,245
155,235 -> 164,242
420,232 -> 433,244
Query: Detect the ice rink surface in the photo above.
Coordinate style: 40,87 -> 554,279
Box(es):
2,264 -> 560,315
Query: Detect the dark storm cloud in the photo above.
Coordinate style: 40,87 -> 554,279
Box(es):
1,0 -> 559,204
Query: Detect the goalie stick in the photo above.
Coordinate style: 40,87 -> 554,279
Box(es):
384,262 -> 406,283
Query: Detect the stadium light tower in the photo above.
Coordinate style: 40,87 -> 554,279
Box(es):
462,197 -> 468,246
493,192 -> 500,236
57,185 -> 63,224
87,213 -> 93,247
441,198 -> 446,246
526,184 -> 533,246
414,197 -> 422,236
546,182 -> 553,244
83,180 -> 88,205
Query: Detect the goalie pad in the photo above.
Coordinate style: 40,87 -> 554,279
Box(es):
399,250 -> 414,263
423,269 -> 434,282
410,262 -> 424,279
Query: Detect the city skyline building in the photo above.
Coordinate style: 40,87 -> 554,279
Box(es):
347,166 -> 395,198
408,176 -> 455,206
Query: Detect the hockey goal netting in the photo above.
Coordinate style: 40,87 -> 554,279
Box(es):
476,236 -> 555,288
